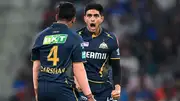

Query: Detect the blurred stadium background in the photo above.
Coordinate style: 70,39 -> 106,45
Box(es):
0,0 -> 180,101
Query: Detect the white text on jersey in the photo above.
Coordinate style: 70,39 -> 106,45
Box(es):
86,51 -> 107,59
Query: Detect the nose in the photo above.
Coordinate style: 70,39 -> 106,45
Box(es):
90,16 -> 95,22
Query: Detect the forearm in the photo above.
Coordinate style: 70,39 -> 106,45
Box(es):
33,67 -> 39,89
74,76 -> 81,91
111,59 -> 121,86
73,62 -> 92,96
32,61 -> 40,90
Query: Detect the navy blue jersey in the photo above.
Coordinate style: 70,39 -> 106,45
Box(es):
31,23 -> 86,85
77,27 -> 120,82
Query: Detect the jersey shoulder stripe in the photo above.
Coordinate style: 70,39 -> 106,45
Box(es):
76,27 -> 86,35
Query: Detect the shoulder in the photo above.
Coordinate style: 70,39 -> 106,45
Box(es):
36,27 -> 51,39
33,27 -> 53,46
102,28 -> 117,40
31,27 -> 50,48
69,30 -> 83,43
76,27 -> 86,35
102,28 -> 120,48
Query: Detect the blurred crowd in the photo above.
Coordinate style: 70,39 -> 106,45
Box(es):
9,0 -> 180,101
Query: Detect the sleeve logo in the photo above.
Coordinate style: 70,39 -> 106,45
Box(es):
116,48 -> 120,55
81,42 -> 89,47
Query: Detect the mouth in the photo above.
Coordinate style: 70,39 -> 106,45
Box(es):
90,23 -> 96,27
88,23 -> 96,32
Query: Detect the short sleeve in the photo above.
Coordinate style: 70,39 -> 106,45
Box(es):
72,41 -> 86,62
31,48 -> 40,61
31,35 -> 41,61
110,35 -> 120,60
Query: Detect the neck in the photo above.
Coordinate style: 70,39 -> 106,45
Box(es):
87,26 -> 101,35
95,27 -> 101,35
57,20 -> 69,27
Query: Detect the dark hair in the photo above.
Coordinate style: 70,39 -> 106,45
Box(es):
56,2 -> 76,21
84,3 -> 104,15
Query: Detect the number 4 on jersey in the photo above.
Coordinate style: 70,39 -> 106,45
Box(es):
47,46 -> 59,66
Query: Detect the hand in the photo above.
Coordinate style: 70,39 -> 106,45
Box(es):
86,94 -> 96,101
111,85 -> 121,100
34,88 -> 38,101
35,95 -> 38,101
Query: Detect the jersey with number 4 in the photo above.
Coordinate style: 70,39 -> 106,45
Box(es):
77,27 -> 120,82
31,23 -> 86,84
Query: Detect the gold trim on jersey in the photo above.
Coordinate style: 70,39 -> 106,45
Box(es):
72,61 -> 87,63
110,58 -> 120,60
65,78 -> 68,85
88,79 -> 105,84
73,88 -> 78,101
99,56 -> 109,77
78,31 -> 83,35
105,32 -> 113,39
92,33 -> 97,38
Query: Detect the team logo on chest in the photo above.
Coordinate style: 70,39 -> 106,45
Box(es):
99,42 -> 108,49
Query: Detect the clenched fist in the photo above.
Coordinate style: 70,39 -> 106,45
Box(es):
111,85 -> 121,100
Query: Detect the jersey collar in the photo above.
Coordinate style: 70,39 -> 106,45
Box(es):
51,23 -> 68,29
84,27 -> 104,38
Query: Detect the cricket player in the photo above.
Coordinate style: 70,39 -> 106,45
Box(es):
31,2 -> 95,101
76,3 -> 121,101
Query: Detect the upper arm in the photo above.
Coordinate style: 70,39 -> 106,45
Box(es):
31,48 -> 40,61
110,35 -> 120,60
73,62 -> 84,69
33,60 -> 41,69
31,35 -> 42,61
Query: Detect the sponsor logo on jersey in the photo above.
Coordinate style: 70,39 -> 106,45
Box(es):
81,43 -> 85,49
86,51 -> 107,59
99,42 -> 108,49
81,42 -> 89,47
82,51 -> 86,59
43,34 -> 68,45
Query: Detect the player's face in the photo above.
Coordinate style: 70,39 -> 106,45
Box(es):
84,9 -> 104,33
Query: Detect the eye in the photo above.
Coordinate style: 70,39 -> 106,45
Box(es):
94,14 -> 99,18
87,14 -> 92,17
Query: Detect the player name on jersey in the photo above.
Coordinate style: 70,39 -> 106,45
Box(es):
85,51 -> 107,59
40,66 -> 66,74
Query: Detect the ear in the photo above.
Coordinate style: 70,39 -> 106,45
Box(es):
84,15 -> 87,23
100,16 -> 104,23
72,17 -> 76,23
55,14 -> 58,21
